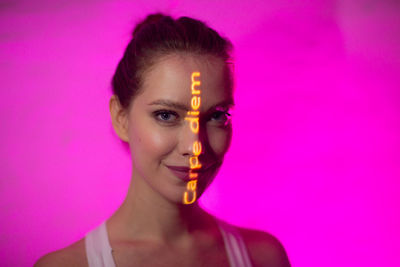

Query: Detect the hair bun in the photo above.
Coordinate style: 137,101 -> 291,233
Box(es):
132,13 -> 168,37
113,13 -> 233,110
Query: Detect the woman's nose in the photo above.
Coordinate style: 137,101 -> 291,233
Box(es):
179,121 -> 204,157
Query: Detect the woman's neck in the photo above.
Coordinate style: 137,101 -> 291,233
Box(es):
107,174 -> 215,246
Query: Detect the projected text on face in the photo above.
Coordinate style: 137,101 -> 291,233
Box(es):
183,72 -> 201,204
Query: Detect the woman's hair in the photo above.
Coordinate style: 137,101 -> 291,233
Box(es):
111,13 -> 234,110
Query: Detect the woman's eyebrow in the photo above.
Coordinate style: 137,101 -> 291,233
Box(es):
208,100 -> 235,111
148,99 -> 235,111
148,99 -> 189,111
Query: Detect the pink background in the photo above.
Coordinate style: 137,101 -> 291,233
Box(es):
1,0 -> 399,266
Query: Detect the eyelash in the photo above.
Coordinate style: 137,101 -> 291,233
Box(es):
210,111 -> 232,125
153,110 -> 232,126
153,110 -> 179,124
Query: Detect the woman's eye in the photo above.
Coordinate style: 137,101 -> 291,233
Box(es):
210,111 -> 231,125
154,110 -> 179,123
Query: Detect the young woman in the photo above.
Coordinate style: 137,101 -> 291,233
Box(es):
35,13 -> 291,267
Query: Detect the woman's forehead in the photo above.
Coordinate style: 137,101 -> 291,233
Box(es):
146,53 -> 226,82
138,54 -> 232,106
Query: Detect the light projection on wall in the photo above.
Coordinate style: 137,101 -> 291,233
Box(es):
183,71 -> 202,204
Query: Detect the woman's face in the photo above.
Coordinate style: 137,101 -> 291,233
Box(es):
118,53 -> 233,205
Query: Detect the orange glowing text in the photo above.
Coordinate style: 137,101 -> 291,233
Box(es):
183,72 -> 202,204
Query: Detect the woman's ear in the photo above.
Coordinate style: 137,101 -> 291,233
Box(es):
109,95 -> 130,142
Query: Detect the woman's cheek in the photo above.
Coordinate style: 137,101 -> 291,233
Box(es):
140,123 -> 177,155
208,126 -> 232,157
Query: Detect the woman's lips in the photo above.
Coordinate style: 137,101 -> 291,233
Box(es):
167,167 -> 191,182
166,164 -> 215,182
167,166 -> 191,172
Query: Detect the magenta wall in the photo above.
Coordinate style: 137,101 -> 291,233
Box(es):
1,1 -> 399,266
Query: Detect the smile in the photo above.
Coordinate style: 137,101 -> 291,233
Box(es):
166,164 -> 215,181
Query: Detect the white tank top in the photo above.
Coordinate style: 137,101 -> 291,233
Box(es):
85,219 -> 253,267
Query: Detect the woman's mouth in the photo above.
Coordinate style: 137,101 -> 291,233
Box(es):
166,164 -> 216,182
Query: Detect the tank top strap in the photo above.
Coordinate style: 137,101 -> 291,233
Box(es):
85,221 -> 116,267
85,219 -> 253,267
216,219 -> 253,267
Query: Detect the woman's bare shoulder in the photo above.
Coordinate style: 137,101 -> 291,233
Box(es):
237,227 -> 291,267
34,239 -> 87,267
